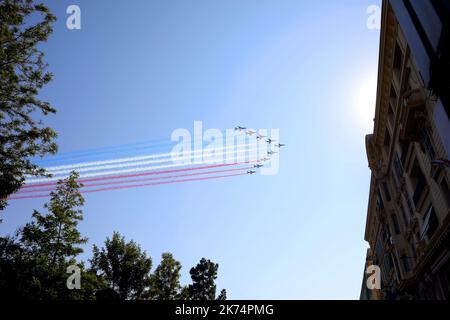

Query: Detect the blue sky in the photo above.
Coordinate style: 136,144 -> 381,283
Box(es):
0,0 -> 381,299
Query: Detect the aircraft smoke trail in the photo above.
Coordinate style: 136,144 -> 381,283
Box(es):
26,151 -> 261,184
10,172 -> 248,200
34,141 -> 185,165
41,147 -> 260,179
8,129 -> 269,201
21,161 -> 260,189
33,131 -> 248,165
41,143 -> 259,173
16,166 -> 253,194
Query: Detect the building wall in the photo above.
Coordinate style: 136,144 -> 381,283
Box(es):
389,0 -> 450,155
362,0 -> 450,300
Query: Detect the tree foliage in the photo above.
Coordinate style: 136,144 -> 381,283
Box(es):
148,252 -> 182,300
90,232 -> 152,299
20,172 -> 86,267
217,288 -> 227,300
177,285 -> 190,300
188,258 -> 218,300
0,172 -> 101,299
0,0 -> 58,211
0,174 -> 227,300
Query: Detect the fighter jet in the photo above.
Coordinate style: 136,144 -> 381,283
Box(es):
234,126 -> 246,131
246,130 -> 257,136
267,150 -> 277,155
247,170 -> 256,174
254,164 -> 264,168
266,138 -> 275,144
260,157 -> 270,162
275,143 -> 286,148
256,134 -> 266,140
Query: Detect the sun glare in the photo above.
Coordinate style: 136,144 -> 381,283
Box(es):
352,75 -> 378,131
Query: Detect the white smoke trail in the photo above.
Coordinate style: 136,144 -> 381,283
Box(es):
41,142 -> 259,173
26,153 -> 259,184
44,146 -> 259,176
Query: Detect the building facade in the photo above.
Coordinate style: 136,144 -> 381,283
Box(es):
362,0 -> 450,300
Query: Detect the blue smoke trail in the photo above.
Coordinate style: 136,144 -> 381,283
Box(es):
32,129 -> 247,166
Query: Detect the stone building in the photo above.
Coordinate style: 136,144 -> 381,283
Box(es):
362,0 -> 450,300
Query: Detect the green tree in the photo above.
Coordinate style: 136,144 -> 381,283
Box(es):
20,172 -> 87,267
90,232 -> 152,299
0,0 -> 58,212
188,258 -> 223,300
0,235 -> 35,298
176,286 -> 190,300
217,289 -> 227,300
148,252 -> 182,300
19,172 -> 91,299
0,172 -> 101,299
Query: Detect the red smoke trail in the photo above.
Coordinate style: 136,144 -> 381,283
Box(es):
22,160 -> 258,189
9,172 -> 248,200
16,166 -> 253,194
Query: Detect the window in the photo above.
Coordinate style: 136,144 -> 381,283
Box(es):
384,256 -> 392,276
420,205 -> 439,240
440,179 -> 450,209
390,85 -> 398,108
381,223 -> 390,243
413,177 -> 427,206
384,224 -> 391,242
410,160 -> 427,207
391,253 -> 401,282
391,213 -> 401,234
383,182 -> 391,202
375,233 -> 384,261
420,126 -> 436,160
400,202 -> 409,225
394,153 -> 404,184
377,188 -> 385,210
388,102 -> 395,127
409,240 -> 416,259
401,254 -> 411,273
403,189 -> 415,217
375,228 -> 385,269
384,129 -> 391,151
393,43 -> 403,71
400,139 -> 410,166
